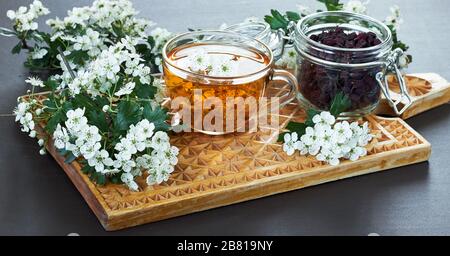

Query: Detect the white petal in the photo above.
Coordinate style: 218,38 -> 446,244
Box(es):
291,132 -> 298,141
284,133 -> 291,142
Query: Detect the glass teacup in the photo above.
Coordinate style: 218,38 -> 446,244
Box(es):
162,30 -> 297,135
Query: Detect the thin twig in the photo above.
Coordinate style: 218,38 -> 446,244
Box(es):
57,46 -> 76,79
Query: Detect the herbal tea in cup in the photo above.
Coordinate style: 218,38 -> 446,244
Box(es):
162,31 -> 298,135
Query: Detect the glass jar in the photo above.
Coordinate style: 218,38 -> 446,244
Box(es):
224,21 -> 285,61
291,11 -> 412,116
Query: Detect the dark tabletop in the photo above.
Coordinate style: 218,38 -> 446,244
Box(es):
1,0 -> 449,235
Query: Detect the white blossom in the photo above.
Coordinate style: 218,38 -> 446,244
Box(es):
29,130 -> 36,138
343,0 -> 369,14
276,48 -> 297,69
282,111 -> 373,166
65,108 -> 88,134
115,81 -> 135,96
53,124 -> 70,149
333,121 -> 353,143
121,172 -> 139,191
46,17 -> 65,30
14,102 -> 30,122
150,131 -> 170,152
35,108 -> 42,116
316,148 -> 340,166
312,111 -> 336,128
149,27 -> 172,52
25,76 -> 44,87
187,49 -> 210,72
87,149 -> 114,173
72,28 -> 104,57
6,1 -> 49,32
211,58 -> 237,77
283,132 -> 298,156
385,5 -> 403,30
29,0 -> 50,16
301,127 -> 322,147
31,47 -> 48,59
14,102 -> 36,135
8,0 -> 179,191
398,54 -> 409,68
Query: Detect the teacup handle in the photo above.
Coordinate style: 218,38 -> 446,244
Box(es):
270,69 -> 298,107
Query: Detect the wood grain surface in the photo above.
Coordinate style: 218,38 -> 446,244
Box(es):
33,82 -> 431,230
376,73 -> 450,119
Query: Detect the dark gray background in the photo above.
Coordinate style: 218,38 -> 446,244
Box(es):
0,0 -> 449,235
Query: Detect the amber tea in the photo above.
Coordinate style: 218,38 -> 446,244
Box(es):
162,31 -> 298,135
163,43 -> 272,133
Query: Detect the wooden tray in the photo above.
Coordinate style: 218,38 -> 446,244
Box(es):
375,73 -> 450,119
33,82 -> 431,231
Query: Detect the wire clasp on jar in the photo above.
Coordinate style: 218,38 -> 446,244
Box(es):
376,48 -> 412,115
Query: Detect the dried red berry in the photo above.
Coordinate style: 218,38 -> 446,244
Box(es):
297,27 -> 383,112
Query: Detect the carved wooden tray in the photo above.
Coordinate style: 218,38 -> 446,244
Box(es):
32,81 -> 431,231
375,73 -> 450,119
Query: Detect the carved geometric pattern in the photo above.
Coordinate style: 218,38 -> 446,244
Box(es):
388,75 -> 432,97
27,82 -> 429,228
90,83 -> 426,211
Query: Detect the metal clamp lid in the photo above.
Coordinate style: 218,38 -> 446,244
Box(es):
376,48 -> 412,115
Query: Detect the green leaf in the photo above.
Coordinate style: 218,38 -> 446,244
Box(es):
110,174 -> 122,184
135,43 -> 150,55
305,109 -> 320,127
11,42 -> 22,54
277,132 -> 288,142
95,173 -> 106,185
318,0 -> 344,11
111,22 -> 125,39
44,98 -> 71,133
0,27 -> 16,36
407,54 -> 412,63
45,109 -> 65,133
264,9 -> 289,30
44,78 -> 59,91
66,50 -> 89,65
147,36 -> 155,49
64,152 -> 77,163
286,121 -> 307,133
81,164 -> 94,174
277,92 -> 350,144
114,100 -> 141,131
61,101 -> 73,113
286,11 -> 301,22
278,121 -> 308,142
72,94 -> 97,112
132,77 -> 156,99
43,97 -> 57,109
57,148 -> 68,155
87,109 -> 109,133
329,92 -> 351,117
142,102 -> 170,131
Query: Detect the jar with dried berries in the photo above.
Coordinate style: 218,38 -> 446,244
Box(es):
290,11 -> 411,116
